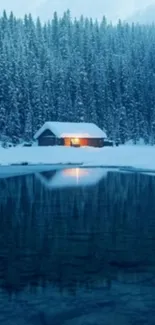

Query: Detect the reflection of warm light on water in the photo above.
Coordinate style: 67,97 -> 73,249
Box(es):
35,167 -> 109,189
63,168 -> 89,177
63,168 -> 90,184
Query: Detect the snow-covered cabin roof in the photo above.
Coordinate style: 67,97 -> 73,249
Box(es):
34,122 -> 107,139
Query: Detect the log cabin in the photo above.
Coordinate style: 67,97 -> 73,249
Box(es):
34,121 -> 107,147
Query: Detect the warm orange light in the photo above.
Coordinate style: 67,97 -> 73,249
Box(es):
71,138 -> 80,145
63,168 -> 89,177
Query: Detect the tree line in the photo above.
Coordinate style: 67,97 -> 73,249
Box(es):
0,10 -> 155,144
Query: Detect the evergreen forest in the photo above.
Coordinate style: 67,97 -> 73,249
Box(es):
0,10 -> 155,144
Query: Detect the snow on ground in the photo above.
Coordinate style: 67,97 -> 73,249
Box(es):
0,145 -> 155,172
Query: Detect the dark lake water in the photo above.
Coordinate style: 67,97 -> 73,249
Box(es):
0,167 -> 155,325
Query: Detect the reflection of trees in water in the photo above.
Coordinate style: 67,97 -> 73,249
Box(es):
0,171 -> 155,294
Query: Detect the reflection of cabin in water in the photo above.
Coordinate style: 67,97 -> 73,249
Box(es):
35,168 -> 108,189
34,122 -> 107,147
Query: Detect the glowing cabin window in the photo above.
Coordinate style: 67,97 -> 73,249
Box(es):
71,138 -> 80,145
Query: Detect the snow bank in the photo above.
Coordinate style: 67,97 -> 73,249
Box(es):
0,145 -> 155,171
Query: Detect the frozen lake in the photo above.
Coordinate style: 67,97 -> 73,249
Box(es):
0,167 -> 155,324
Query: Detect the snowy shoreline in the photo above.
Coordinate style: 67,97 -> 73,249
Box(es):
0,145 -> 155,173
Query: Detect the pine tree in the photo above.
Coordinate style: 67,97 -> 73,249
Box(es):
119,105 -> 127,144
25,99 -> 33,141
74,83 -> 86,122
0,104 -> 6,135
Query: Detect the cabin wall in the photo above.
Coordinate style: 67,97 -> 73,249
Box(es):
38,137 -> 57,146
38,129 -> 57,146
87,138 -> 104,147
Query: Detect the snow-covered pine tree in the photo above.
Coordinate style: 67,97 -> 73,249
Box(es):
24,99 -> 33,141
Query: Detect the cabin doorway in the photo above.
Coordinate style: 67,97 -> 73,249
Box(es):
70,138 -> 80,147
